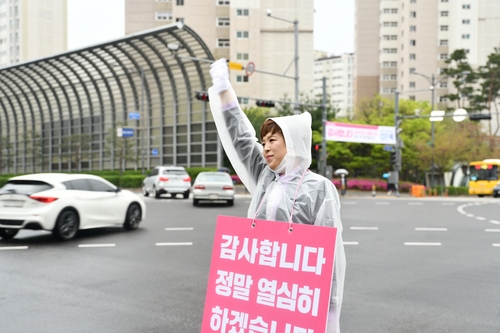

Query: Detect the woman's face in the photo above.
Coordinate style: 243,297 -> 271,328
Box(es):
261,131 -> 287,171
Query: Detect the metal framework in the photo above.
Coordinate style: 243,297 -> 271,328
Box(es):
0,22 -> 216,174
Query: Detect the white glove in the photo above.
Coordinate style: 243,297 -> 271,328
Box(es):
210,58 -> 231,94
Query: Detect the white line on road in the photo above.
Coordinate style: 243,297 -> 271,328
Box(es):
493,244 -> 500,247
350,227 -> 379,230
375,202 -> 390,205
78,244 -> 115,248
404,242 -> 442,246
156,242 -> 193,246
485,229 -> 500,233
466,214 -> 475,217
341,201 -> 358,205
408,202 -> 423,205
0,246 -> 28,250
476,217 -> 486,221
165,227 -> 194,231
344,242 -> 359,245
442,203 -> 456,206
490,220 -> 500,225
415,228 -> 447,231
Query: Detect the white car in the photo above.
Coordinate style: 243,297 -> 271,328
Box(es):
192,172 -> 235,206
0,173 -> 146,241
142,166 -> 192,199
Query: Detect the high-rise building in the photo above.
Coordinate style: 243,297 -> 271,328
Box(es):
0,0 -> 67,67
313,53 -> 354,118
125,0 -> 314,107
355,0 -> 500,109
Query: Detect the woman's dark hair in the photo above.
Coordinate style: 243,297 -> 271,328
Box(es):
260,119 -> 283,141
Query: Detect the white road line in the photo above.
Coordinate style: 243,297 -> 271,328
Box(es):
341,202 -> 358,205
375,202 -> 390,205
0,246 -> 28,250
404,242 -> 442,246
466,214 -> 475,217
350,227 -> 379,230
165,227 -> 194,231
476,217 -> 486,221
493,244 -> 500,247
156,242 -> 193,246
408,202 -> 423,205
415,227 -> 447,231
78,244 -> 115,248
344,242 -> 359,245
485,229 -> 500,233
442,203 -> 456,206
490,220 -> 500,225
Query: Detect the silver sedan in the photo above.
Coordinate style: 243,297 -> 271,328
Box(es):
192,172 -> 235,206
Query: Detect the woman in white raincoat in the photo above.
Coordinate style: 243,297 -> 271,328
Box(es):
208,59 -> 346,333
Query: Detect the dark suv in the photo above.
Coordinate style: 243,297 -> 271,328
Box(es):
142,166 -> 191,199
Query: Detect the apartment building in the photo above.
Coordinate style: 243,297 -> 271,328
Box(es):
355,0 -> 500,109
125,0 -> 315,107
313,53 -> 354,118
0,0 -> 67,67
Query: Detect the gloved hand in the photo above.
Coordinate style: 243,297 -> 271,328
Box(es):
210,58 -> 231,94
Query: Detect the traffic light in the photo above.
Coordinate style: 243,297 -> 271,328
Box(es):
390,151 -> 397,167
195,91 -> 209,101
312,144 -> 320,161
469,113 -> 492,121
256,100 -> 275,108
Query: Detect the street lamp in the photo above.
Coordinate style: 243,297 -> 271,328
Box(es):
266,9 -> 299,115
113,63 -> 146,174
411,70 -> 469,188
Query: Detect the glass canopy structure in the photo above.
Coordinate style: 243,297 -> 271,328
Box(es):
0,22 -> 217,174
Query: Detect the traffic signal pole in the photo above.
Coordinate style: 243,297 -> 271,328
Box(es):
393,91 -> 401,197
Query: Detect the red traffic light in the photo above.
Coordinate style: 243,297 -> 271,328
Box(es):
315,144 -> 319,151
256,100 -> 275,108
195,92 -> 209,101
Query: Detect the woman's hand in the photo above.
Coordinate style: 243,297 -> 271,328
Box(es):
210,58 -> 231,94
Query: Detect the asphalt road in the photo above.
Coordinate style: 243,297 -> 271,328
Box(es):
1,193 -> 499,333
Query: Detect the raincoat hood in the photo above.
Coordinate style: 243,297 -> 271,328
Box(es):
269,112 -> 312,175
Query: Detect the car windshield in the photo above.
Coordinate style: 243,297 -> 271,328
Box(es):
0,180 -> 53,195
163,169 -> 187,176
469,165 -> 499,181
197,174 -> 230,182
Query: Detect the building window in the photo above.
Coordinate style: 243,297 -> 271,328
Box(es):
439,82 -> 448,88
382,48 -> 398,54
409,82 -> 416,88
382,61 -> 398,67
382,21 -> 398,27
441,11 -> 449,17
462,19 -> 470,24
410,39 -> 416,46
409,68 -> 416,73
217,17 -> 230,26
217,0 -> 230,5
440,53 -> 448,60
439,96 -> 448,102
236,30 -> 249,38
217,38 -> 230,47
462,34 -> 470,39
440,25 -> 448,31
236,9 -> 249,16
383,8 -> 398,14
155,11 -> 172,21
238,97 -> 249,104
410,25 -> 416,32
236,53 -> 249,60
462,4 -> 470,9
465,49 -> 470,54
441,0 -> 448,2
439,39 -> 448,46
410,53 -> 416,60
156,0 -> 172,2
176,17 -> 184,23
410,11 -> 416,18
383,35 -> 398,40
236,75 -> 249,83
176,0 -> 184,5
410,0 -> 416,3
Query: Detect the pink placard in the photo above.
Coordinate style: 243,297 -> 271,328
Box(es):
201,215 -> 337,333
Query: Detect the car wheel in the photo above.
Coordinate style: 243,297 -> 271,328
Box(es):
193,199 -> 199,206
124,203 -> 142,230
152,186 -> 160,199
142,185 -> 149,197
227,199 -> 234,207
478,194 -> 485,198
53,209 -> 79,241
0,228 -> 19,240
183,190 -> 190,199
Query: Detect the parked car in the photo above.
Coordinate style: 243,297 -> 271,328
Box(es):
493,183 -> 500,197
192,171 -> 235,206
142,166 -> 191,199
0,173 -> 146,241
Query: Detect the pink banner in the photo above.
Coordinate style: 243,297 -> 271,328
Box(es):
326,121 -> 396,144
201,215 -> 337,333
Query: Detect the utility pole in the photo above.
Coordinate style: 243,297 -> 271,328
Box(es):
393,91 -> 400,197
321,77 -> 327,176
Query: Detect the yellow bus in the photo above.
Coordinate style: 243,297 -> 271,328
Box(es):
468,159 -> 500,197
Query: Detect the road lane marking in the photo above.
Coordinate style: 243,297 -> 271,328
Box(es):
485,229 -> 500,232
156,242 -> 193,246
79,244 -> 115,248
341,201 -> 358,205
442,203 -> 456,205
165,227 -> 194,231
491,220 -> 500,225
415,228 -> 447,231
493,244 -> 500,247
350,227 -> 379,230
375,202 -> 390,205
408,202 -> 423,205
476,217 -> 486,221
344,242 -> 359,245
466,214 -> 475,217
404,242 -> 441,246
0,246 -> 28,250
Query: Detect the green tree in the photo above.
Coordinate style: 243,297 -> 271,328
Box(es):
442,49 -> 476,109
25,131 -> 46,172
105,123 -> 137,177
61,133 -> 92,172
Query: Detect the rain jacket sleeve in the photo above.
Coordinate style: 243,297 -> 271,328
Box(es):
208,85 -> 265,194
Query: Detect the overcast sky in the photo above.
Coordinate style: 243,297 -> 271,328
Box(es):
67,0 -> 354,55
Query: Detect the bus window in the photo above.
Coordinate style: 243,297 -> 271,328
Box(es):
469,164 -> 498,181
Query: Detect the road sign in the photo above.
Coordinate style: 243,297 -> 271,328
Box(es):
384,145 -> 395,152
117,127 -> 134,138
245,62 -> 255,76
128,112 -> 140,120
151,148 -> 158,156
